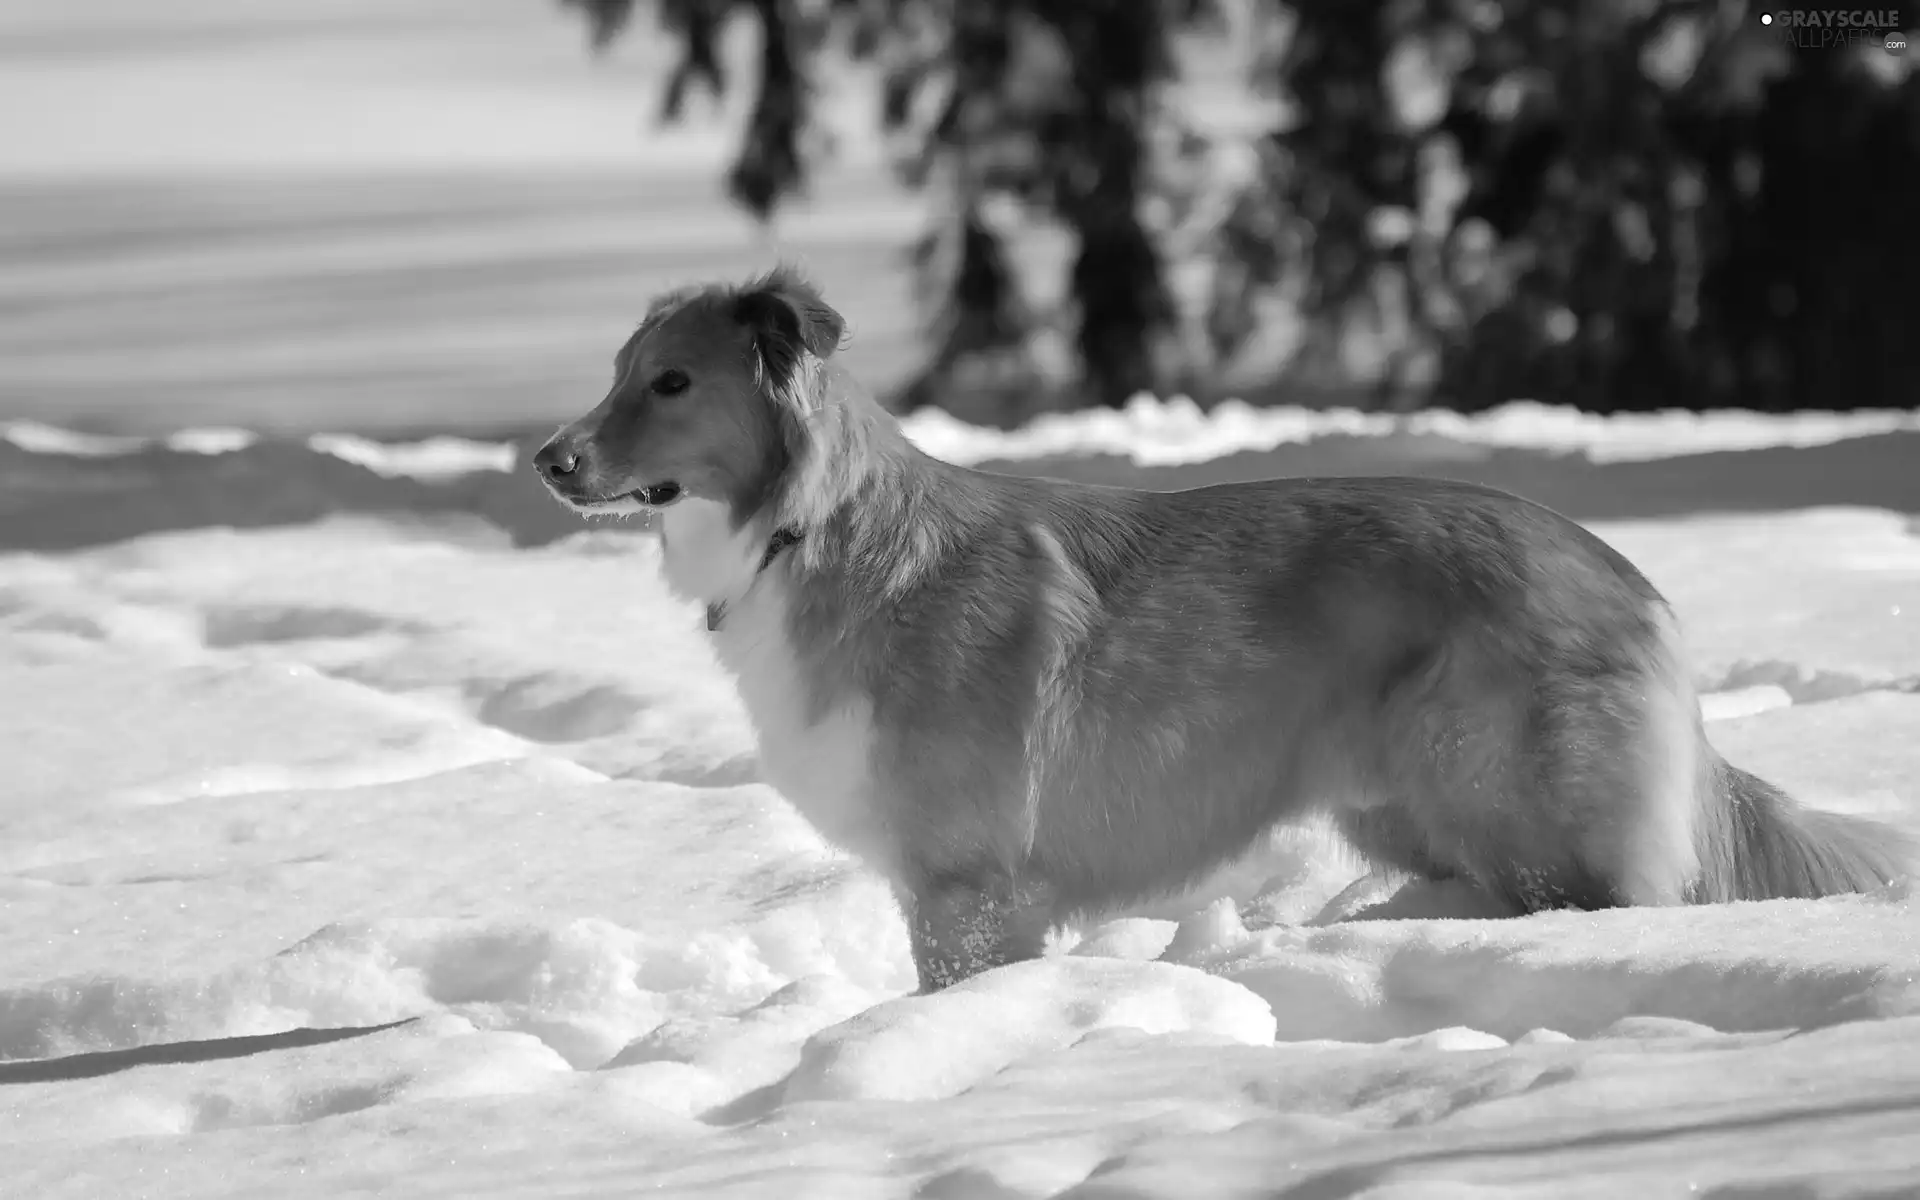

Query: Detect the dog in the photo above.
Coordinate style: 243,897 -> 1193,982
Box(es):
535,267 -> 1914,992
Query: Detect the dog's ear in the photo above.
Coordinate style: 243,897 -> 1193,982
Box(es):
733,269 -> 847,385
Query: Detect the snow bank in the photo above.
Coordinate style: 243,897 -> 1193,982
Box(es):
902,394 -> 1920,469
10,395 -> 1920,484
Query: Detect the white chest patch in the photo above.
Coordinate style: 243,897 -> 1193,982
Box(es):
657,499 -> 763,606
658,500 -> 890,870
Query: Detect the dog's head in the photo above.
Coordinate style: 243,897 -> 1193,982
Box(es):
533,267 -> 848,525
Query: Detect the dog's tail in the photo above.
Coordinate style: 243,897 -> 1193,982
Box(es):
1694,754 -> 1914,902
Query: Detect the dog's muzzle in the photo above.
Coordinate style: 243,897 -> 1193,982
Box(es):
532,439 -> 683,509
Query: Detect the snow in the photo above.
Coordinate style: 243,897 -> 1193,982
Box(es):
0,421 -> 257,460
304,433 -> 520,482
899,394 -> 1920,470
3,485 -> 1918,1196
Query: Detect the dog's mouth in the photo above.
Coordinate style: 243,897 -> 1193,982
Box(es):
548,480 -> 684,515
629,482 -> 683,508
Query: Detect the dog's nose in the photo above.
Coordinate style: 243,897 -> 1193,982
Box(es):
533,439 -> 580,482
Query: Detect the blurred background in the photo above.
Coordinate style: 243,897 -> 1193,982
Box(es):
0,0 -> 1915,441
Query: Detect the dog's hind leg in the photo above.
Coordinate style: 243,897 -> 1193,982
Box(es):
902,872 -> 1056,992
1356,668 -> 1637,914
1418,664 -> 1700,915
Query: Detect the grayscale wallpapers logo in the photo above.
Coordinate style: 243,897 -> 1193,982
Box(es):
1759,8 -> 1908,51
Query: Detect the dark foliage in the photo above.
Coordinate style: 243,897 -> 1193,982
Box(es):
559,0 -> 1185,410
560,0 -> 1920,414
1223,1 -> 1920,411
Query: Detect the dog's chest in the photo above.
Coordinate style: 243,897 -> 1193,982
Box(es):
707,581 -> 890,867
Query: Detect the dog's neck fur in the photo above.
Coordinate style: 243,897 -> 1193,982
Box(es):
700,527 -> 802,631
657,358 -> 931,617
656,499 -> 791,612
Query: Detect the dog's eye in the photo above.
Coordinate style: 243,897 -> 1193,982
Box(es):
651,369 -> 690,396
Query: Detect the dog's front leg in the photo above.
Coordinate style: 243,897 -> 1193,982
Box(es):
903,874 -> 1055,993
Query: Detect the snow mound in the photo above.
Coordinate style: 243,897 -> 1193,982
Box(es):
784,958 -> 1276,1104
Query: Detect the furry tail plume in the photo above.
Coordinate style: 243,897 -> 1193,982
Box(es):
1695,755 -> 1915,902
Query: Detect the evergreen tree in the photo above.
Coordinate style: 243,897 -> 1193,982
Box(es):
561,0 -> 1920,414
